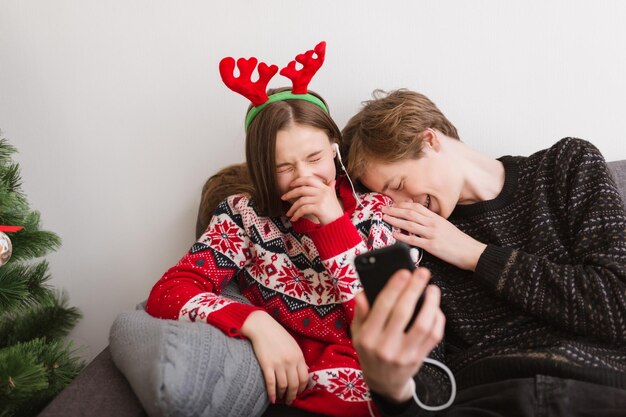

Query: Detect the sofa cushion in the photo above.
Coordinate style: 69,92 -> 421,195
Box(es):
109,303 -> 269,417
608,160 -> 626,206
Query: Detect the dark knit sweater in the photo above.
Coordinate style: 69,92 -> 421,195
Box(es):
375,138 -> 626,416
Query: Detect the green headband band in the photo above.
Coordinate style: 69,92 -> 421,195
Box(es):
245,91 -> 329,129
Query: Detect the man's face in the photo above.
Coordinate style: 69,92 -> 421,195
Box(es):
359,147 -> 459,219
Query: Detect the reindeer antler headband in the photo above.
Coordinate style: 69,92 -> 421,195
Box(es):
219,41 -> 328,129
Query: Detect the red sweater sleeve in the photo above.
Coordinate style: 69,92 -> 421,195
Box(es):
307,193 -> 398,324
145,196 -> 262,337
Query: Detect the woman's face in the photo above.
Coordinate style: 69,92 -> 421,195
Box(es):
359,145 -> 461,219
274,123 -> 337,201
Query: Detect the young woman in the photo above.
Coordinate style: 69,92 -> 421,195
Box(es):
343,89 -> 626,416
145,46 -> 444,417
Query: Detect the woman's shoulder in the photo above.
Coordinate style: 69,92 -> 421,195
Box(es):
356,192 -> 393,219
336,176 -> 393,213
356,191 -> 394,213
216,193 -> 259,216
223,192 -> 252,205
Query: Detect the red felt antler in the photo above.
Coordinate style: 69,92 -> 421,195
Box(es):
280,41 -> 326,94
219,57 -> 279,106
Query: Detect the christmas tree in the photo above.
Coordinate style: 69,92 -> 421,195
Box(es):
0,134 -> 84,417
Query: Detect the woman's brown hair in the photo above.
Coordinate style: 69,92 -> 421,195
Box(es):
196,88 -> 340,236
196,162 -> 253,238
341,89 -> 459,180
245,87 -> 341,217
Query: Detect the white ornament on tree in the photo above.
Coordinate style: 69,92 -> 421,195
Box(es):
0,231 -> 13,266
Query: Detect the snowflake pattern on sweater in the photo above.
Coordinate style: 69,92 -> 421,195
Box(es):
146,180 -> 399,417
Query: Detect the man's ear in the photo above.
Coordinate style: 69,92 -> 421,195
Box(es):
422,128 -> 442,152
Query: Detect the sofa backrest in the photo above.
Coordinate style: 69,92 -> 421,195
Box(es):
608,160 -> 626,208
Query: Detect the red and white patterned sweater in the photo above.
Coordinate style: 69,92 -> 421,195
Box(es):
146,179 -> 397,417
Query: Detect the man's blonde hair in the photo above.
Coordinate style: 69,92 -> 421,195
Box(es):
342,89 -> 459,180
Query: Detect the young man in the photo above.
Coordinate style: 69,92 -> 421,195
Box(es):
345,89 -> 626,416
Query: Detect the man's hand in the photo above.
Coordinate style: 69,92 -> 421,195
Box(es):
382,202 -> 487,271
351,268 -> 445,403
241,311 -> 309,404
282,176 -> 343,224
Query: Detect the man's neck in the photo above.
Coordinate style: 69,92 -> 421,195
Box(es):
457,143 -> 506,204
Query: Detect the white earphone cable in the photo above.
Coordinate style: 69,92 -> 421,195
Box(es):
333,143 -> 362,207
366,358 -> 456,416
413,358 -> 456,411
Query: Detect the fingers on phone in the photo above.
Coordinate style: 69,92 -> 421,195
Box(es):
433,306 -> 446,344
414,267 -> 431,283
385,272 -> 429,335
406,285 -> 443,350
368,269 -> 411,330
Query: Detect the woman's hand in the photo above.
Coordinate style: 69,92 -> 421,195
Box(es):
382,202 -> 487,271
240,311 -> 309,404
351,267 -> 445,403
281,176 -> 343,224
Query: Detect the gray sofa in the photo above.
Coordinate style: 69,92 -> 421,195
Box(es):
38,160 -> 626,417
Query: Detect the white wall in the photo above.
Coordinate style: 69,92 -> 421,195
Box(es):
1,0 -> 625,361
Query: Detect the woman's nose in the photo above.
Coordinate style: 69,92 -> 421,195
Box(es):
294,163 -> 311,179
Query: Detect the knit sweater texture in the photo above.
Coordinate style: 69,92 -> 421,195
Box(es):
375,138 -> 626,416
146,179 -> 397,417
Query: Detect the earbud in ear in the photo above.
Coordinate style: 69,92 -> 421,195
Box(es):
331,142 -> 363,207
333,143 -> 342,162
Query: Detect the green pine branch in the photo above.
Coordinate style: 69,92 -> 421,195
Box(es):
8,223 -> 61,261
0,137 -> 27,216
0,291 -> 82,349
0,185 -> 28,224
0,162 -> 26,204
0,338 -> 85,417
0,344 -> 48,399
0,261 -> 53,314
0,136 -> 60,261
0,137 -> 17,164
0,134 -> 84,417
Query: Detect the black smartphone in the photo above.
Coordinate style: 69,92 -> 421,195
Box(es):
354,242 -> 424,329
